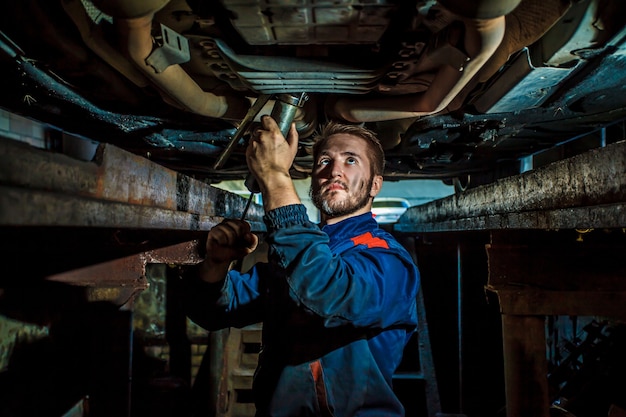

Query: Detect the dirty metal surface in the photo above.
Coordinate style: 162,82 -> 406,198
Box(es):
0,138 -> 265,229
395,141 -> 626,232
396,203 -> 625,233
0,139 -> 263,286
0,186 -> 223,230
46,240 -> 204,308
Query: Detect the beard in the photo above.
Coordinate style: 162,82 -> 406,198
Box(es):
310,177 -> 373,218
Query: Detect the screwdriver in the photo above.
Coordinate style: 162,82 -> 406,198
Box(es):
240,191 -> 255,221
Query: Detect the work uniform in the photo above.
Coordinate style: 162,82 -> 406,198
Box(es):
184,204 -> 420,417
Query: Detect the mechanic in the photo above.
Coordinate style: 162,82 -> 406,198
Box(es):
183,117 -> 420,416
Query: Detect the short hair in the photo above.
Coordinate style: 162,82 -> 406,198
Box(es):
312,122 -> 385,176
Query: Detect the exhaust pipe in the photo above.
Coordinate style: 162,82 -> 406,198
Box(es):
328,2 -> 514,123
64,0 -> 251,121
75,0 -> 316,130
116,14 -> 251,121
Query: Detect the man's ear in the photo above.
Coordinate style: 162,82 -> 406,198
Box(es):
370,175 -> 383,198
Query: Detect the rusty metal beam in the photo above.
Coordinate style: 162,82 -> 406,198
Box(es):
396,141 -> 626,232
0,138 -> 265,230
0,139 -> 264,285
0,186 -> 224,230
47,240 -> 205,308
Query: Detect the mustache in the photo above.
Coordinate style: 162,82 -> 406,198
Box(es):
322,180 -> 348,192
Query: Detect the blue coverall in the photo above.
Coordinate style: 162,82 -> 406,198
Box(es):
184,204 -> 420,417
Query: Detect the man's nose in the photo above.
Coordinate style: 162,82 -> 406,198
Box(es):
329,161 -> 342,177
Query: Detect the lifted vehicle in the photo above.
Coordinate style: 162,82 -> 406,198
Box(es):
0,0 -> 624,188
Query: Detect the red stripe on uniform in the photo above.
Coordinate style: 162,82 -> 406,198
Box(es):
351,232 -> 389,249
309,360 -> 334,417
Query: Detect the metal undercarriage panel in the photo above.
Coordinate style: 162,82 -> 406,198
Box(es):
0,0 -> 624,186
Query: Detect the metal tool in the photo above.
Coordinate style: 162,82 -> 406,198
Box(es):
244,92 -> 309,192
213,94 -> 272,170
240,192 -> 255,221
239,92 -> 308,221
225,92 -> 308,221
270,93 -> 309,138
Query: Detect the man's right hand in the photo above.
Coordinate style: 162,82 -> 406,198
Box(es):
198,219 -> 259,283
246,115 -> 301,211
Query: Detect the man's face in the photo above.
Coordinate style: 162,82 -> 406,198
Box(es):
310,134 -> 382,220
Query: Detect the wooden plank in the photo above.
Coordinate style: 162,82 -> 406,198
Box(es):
485,228 -> 626,416
501,315 -> 550,417
486,229 -> 626,315
486,241 -> 626,290
396,203 -> 625,232
489,287 -> 626,318
396,140 -> 626,232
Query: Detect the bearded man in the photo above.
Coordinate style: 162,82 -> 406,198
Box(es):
183,117 -> 420,417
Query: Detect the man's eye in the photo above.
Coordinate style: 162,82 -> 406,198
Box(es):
318,159 -> 330,166
346,157 -> 356,165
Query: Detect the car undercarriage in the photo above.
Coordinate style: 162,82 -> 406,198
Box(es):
0,0 -> 624,188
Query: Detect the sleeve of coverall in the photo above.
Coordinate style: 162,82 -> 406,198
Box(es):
182,263 -> 267,331
263,204 -> 419,329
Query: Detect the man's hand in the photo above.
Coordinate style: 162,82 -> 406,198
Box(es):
246,115 -> 301,211
198,219 -> 259,283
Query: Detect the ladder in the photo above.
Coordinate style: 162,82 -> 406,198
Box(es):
393,285 -> 442,417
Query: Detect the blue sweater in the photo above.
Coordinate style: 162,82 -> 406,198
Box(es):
184,204 -> 420,417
